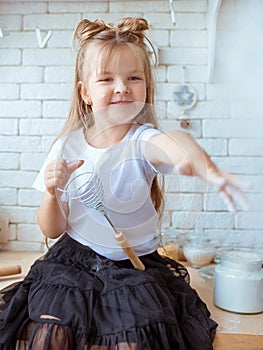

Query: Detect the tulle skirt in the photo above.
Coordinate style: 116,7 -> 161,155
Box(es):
0,234 -> 217,350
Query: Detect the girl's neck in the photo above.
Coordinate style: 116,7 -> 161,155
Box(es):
85,123 -> 131,149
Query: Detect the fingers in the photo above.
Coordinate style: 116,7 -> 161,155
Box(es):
207,169 -> 252,212
219,190 -> 236,213
220,184 -> 252,212
67,160 -> 84,174
45,160 -> 65,195
218,179 -> 252,213
222,173 -> 252,192
45,159 -> 84,195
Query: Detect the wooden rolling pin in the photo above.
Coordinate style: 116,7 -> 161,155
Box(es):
0,264 -> 22,277
115,231 -> 145,271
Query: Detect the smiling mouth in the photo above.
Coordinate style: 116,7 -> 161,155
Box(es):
110,101 -> 133,105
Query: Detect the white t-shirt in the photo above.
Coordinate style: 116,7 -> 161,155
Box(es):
33,123 -> 163,260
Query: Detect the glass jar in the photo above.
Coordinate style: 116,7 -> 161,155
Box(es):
214,249 -> 263,314
183,233 -> 215,269
158,225 -> 179,261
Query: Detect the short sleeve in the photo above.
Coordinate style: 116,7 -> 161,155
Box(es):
137,124 -> 175,175
134,124 -> 163,173
139,124 -> 163,143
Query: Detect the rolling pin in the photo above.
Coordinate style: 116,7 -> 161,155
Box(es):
0,265 -> 22,276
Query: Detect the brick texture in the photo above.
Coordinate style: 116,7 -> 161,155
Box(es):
0,0 -> 262,250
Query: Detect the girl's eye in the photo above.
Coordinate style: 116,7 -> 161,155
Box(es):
98,77 -> 112,82
129,76 -> 140,81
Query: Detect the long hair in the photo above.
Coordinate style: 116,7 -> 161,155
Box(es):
56,17 -> 164,217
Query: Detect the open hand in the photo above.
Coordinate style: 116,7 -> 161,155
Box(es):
206,167 -> 251,213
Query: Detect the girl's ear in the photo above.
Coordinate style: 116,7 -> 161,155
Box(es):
78,81 -> 92,105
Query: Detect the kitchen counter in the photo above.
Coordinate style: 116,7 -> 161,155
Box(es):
0,251 -> 42,290
0,251 -> 263,349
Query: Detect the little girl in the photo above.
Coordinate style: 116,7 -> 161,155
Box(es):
0,17 -> 247,350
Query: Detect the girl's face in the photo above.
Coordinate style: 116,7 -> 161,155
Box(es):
79,45 -> 147,128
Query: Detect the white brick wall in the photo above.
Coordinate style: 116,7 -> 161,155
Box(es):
0,0 -> 262,251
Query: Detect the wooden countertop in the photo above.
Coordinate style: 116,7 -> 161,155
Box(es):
0,251 -> 42,289
1,252 -> 263,349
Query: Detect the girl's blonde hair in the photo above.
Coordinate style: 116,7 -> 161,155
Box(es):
57,17 -> 164,216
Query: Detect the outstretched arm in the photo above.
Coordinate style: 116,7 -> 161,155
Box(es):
146,130 -> 250,212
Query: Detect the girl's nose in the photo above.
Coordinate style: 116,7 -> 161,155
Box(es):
114,82 -> 129,94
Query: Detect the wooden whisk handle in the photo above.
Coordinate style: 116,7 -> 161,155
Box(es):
114,231 -> 145,271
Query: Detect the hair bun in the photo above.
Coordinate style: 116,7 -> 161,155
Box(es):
74,19 -> 112,47
117,17 -> 149,34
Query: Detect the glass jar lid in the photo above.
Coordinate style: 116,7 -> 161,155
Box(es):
186,232 -> 211,245
220,249 -> 262,272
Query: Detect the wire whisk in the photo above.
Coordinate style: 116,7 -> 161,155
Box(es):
62,171 -> 145,271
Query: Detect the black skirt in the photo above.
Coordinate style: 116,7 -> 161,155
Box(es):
0,234 -> 217,350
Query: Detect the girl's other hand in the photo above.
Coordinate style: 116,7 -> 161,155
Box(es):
206,167 -> 252,213
44,159 -> 84,196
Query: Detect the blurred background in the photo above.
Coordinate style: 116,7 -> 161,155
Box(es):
0,0 -> 262,252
